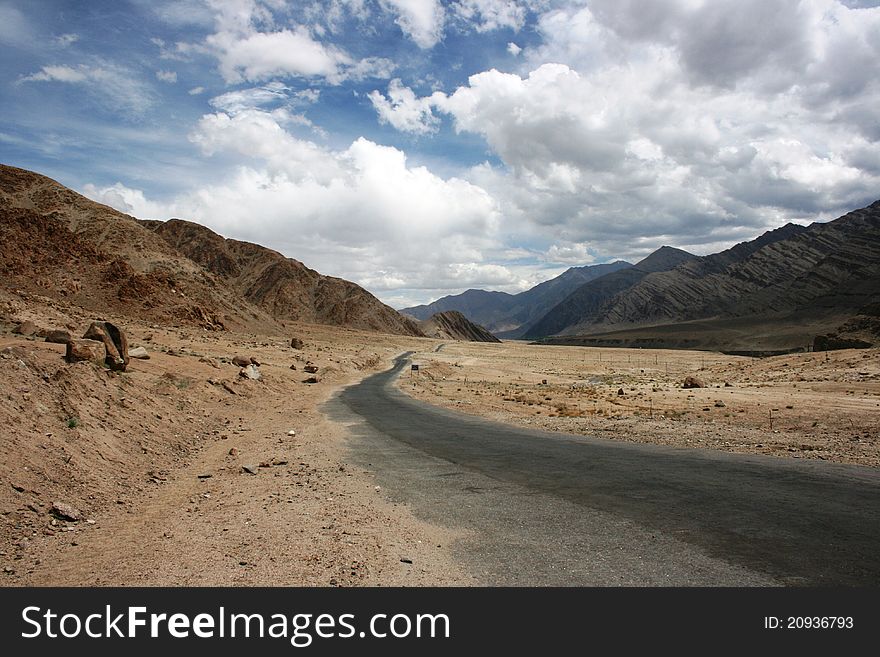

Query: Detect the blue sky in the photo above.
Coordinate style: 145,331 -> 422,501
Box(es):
2,0 -> 879,308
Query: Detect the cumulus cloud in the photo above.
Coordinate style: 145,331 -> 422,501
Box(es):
83,105 -> 510,305
203,1 -> 395,84
371,1 -> 880,262
507,41 -> 521,55
543,242 -> 596,265
379,0 -> 446,48
368,79 -> 443,134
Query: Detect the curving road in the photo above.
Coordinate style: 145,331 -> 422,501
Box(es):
331,353 -> 880,586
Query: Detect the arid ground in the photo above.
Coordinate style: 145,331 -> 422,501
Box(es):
400,341 -> 880,467
2,287 -> 878,586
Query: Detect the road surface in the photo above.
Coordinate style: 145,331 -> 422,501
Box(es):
329,353 -> 880,585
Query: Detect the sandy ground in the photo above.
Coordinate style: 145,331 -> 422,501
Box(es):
399,341 -> 880,467
0,289 -> 465,586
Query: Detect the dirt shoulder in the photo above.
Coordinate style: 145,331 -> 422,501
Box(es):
0,291 -> 465,586
398,341 -> 880,467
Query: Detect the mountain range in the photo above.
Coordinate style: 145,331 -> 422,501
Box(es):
402,260 -> 631,337
406,202 -> 880,351
3,163 -> 877,352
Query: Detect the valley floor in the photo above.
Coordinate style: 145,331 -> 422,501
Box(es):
2,286 -> 877,587
399,340 -> 880,468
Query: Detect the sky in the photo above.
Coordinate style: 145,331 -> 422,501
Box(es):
1,0 -> 879,309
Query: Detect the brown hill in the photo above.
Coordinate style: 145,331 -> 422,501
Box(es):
0,164 -> 422,336
418,311 -> 501,342
147,219 -> 422,336
523,246 -> 696,339
533,201 -> 880,351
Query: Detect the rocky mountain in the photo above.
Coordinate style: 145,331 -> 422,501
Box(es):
402,260 -> 631,337
0,164 -> 422,336
418,311 -> 501,343
527,201 -> 880,349
146,219 -> 422,336
522,246 -> 696,339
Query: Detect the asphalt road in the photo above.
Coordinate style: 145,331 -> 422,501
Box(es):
330,353 -> 880,585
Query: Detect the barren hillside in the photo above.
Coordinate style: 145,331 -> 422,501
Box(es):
418,310 -> 501,342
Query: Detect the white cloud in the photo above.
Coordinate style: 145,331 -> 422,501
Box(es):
210,81 -> 290,113
507,41 -> 521,55
21,65 -> 89,83
368,79 -> 443,134
156,69 -> 178,83
83,106 -> 508,304
188,86 -> 206,95
209,26 -> 352,82
19,63 -> 155,115
203,2 -> 395,83
379,0 -> 446,48
543,242 -> 596,265
453,0 -> 528,33
369,1 -> 880,261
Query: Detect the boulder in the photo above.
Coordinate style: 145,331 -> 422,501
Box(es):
303,376 -> 320,384
232,355 -> 251,367
44,330 -> 72,344
128,346 -> 150,359
290,337 -> 304,350
12,321 -> 38,336
83,321 -> 129,371
682,376 -> 705,389
239,364 -> 262,380
303,364 -> 319,374
65,339 -> 105,365
51,501 -> 82,522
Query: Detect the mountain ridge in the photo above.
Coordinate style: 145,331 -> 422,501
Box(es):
0,164 -> 422,336
402,260 -> 632,336
418,310 -> 501,342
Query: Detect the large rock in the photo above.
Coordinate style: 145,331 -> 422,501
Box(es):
44,330 -> 72,344
290,337 -> 304,349
682,376 -> 705,389
232,355 -> 251,367
51,501 -> 82,522
12,321 -> 38,336
303,364 -> 319,374
239,364 -> 262,380
83,321 -> 129,371
128,346 -> 150,359
65,339 -> 105,365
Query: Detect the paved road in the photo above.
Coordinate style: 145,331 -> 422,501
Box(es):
331,353 -> 880,585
